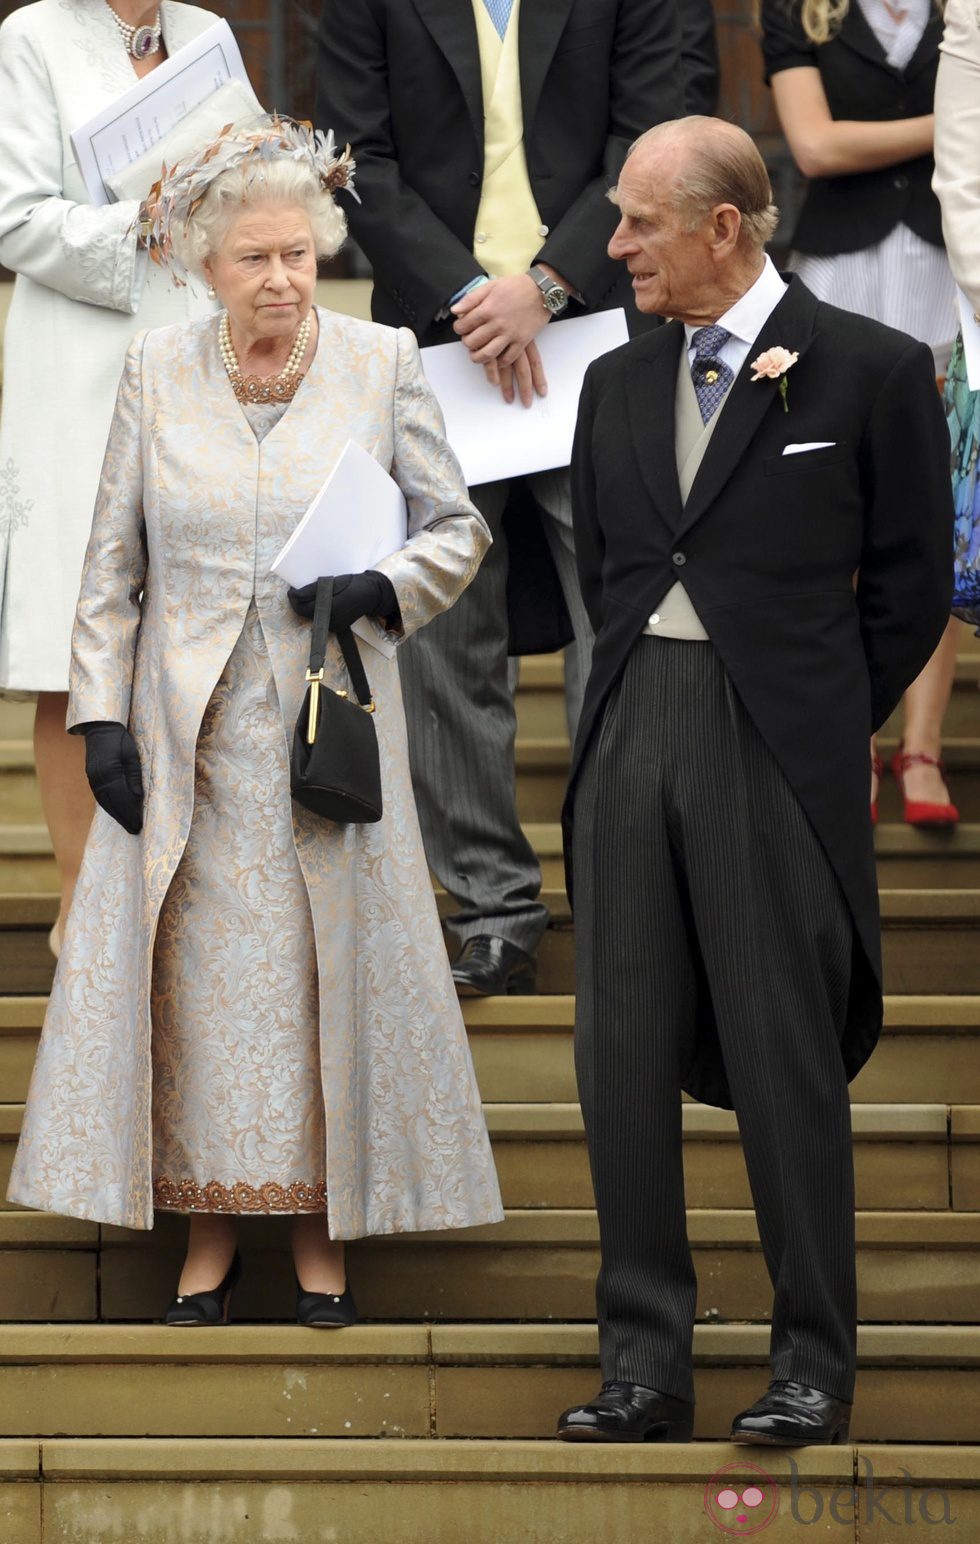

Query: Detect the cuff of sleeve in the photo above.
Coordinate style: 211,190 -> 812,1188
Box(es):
109,199 -> 146,314
435,273 -> 489,321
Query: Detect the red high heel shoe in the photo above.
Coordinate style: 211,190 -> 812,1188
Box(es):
891,746 -> 960,828
871,751 -> 883,827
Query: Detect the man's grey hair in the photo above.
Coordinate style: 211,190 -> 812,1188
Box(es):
628,118 -> 779,250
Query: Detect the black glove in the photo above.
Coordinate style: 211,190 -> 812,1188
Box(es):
82,722 -> 144,835
287,571 -> 400,632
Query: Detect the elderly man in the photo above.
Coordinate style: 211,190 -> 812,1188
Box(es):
557,118 -> 952,1446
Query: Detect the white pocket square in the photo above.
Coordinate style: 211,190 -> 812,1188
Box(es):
782,442 -> 836,455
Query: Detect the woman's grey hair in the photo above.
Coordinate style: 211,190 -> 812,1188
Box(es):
630,118 -> 780,250
168,155 -> 347,275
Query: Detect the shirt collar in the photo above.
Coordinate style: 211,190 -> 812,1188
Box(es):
683,255 -> 788,347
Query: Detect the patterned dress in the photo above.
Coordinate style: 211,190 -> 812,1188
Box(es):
945,334 -> 980,628
152,400 -> 327,1214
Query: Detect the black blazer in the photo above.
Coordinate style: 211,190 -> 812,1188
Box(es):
564,277 -> 953,1107
761,0 -> 944,255
315,0 -> 685,344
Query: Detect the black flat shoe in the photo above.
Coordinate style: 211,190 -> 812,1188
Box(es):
296,1277 -> 358,1328
451,935 -> 537,996
730,1380 -> 852,1446
557,1381 -> 695,1442
164,1251 -> 242,1326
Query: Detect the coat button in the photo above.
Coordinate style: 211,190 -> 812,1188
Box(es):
468,172 -> 481,187
475,231 -> 487,244
649,613 -> 660,625
672,552 -> 687,567
538,223 -> 549,237
892,173 -> 909,191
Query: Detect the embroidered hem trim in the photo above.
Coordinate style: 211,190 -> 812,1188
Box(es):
153,1176 -> 328,1214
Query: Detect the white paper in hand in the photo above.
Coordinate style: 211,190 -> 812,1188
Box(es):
271,440 -> 408,659
421,309 -> 629,487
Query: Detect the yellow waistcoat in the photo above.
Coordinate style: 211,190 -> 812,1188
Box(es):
471,0 -> 548,276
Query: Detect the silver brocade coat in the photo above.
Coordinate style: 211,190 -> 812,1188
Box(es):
8,308 -> 504,1236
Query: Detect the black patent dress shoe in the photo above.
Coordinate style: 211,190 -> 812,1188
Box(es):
730,1380 -> 852,1446
296,1278 -> 359,1328
451,935 -> 537,996
557,1381 -> 695,1443
164,1251 -> 242,1326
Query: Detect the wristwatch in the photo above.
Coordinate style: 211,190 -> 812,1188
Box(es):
529,265 -> 568,318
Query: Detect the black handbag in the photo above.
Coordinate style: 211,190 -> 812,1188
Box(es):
290,577 -> 383,824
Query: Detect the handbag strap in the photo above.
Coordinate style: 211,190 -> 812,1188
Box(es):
309,577 -> 334,674
309,576 -> 374,708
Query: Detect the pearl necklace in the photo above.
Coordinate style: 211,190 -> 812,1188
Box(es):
104,1 -> 163,59
219,313 -> 313,404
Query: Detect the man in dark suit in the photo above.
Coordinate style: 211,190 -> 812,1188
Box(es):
316,0 -> 713,996
557,117 -> 953,1445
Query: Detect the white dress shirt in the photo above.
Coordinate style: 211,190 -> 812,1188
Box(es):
645,256 -> 788,641
683,254 -> 788,384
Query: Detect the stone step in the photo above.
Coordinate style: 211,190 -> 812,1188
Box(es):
512,653 -> 980,739
4,817 -> 980,896
517,820 -> 980,889
0,1101 -> 965,1215
0,1324 -> 975,1445
8,1438 -> 980,1544
5,995 -> 980,1108
1,1209 -> 978,1323
514,735 -> 980,823
1,889 -> 977,996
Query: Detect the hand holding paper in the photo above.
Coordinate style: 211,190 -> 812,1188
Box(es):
421,309 -> 629,487
271,441 -> 408,659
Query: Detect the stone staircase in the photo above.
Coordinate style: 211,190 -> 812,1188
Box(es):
0,627 -> 978,1541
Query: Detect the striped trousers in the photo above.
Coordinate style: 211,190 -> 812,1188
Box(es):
400,469 -> 594,953
574,637 -> 858,1405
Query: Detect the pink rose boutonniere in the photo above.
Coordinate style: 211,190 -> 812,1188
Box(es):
750,346 -> 799,412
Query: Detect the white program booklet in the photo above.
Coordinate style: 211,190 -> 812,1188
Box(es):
271,440 -> 408,660
70,19 -> 259,207
420,308 -> 630,487
957,287 -> 980,392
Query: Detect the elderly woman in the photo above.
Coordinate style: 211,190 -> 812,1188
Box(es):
7,118 -> 503,1326
0,0 -> 221,955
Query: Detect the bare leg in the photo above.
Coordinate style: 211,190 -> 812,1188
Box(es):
898,618 -> 960,804
33,692 -> 94,952
291,1213 -> 346,1293
176,1214 -> 239,1295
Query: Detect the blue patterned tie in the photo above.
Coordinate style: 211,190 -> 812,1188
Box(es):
483,0 -> 514,38
690,325 -> 734,424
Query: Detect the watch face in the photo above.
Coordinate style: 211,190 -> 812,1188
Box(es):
544,287 -> 567,315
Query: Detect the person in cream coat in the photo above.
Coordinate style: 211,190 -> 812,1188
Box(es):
0,0 -> 219,954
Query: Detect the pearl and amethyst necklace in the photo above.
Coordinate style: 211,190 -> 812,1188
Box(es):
104,1 -> 163,60
219,312 -> 313,404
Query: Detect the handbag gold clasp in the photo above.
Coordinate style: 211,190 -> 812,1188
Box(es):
334,688 -> 376,713
306,667 -> 324,745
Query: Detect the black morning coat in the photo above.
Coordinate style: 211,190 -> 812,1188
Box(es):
563,276 -> 954,1108
315,0 -> 715,653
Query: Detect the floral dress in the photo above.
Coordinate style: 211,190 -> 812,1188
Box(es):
945,332 -> 980,628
